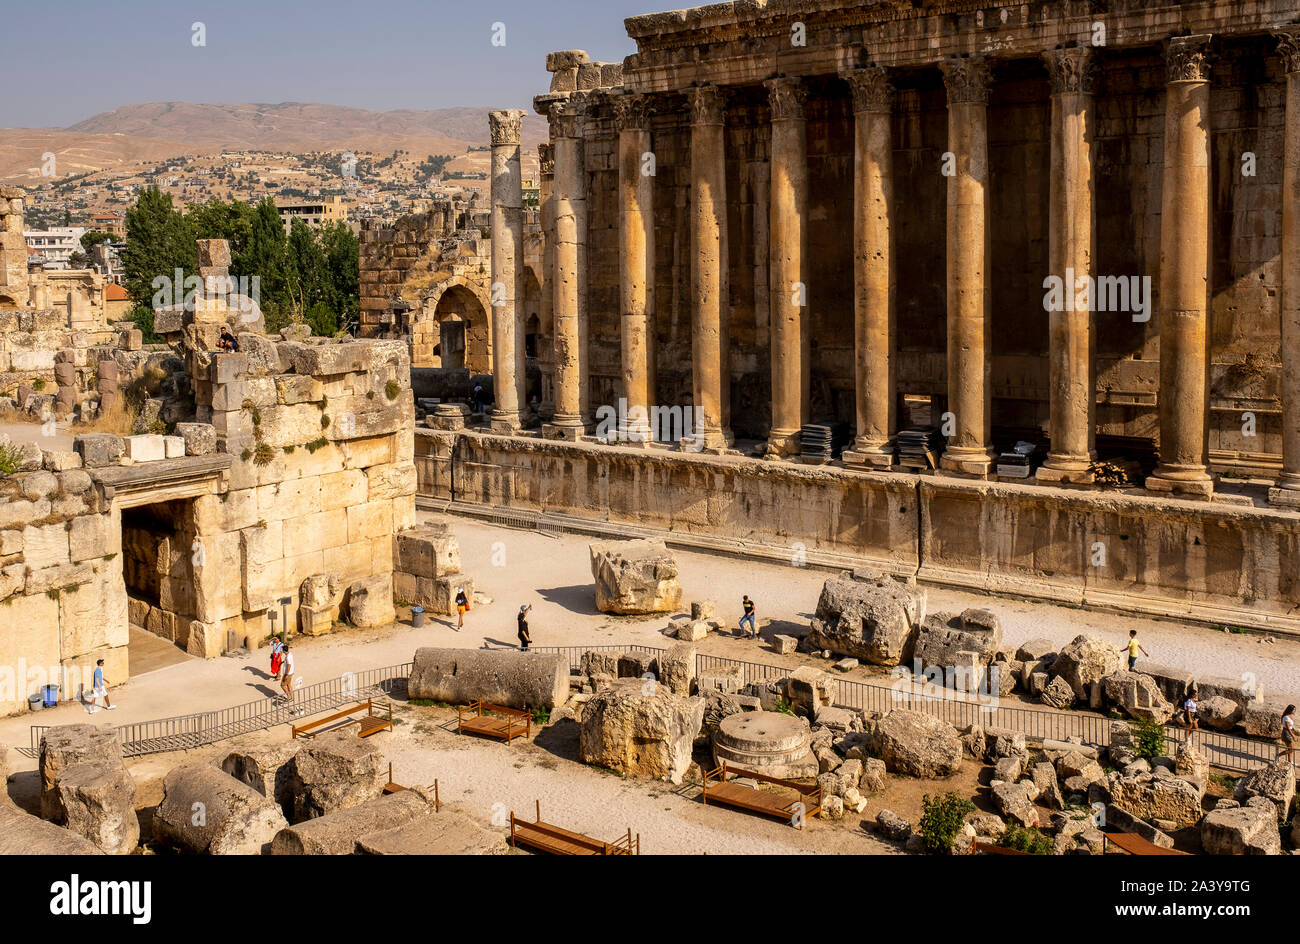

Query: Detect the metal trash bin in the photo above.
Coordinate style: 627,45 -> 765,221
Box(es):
28,694 -> 43,712
411,605 -> 426,628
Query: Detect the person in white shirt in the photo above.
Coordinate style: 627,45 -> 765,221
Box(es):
1281,705 -> 1295,763
280,648 -> 296,711
1181,688 -> 1198,744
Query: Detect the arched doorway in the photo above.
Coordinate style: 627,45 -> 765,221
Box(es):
428,281 -> 491,373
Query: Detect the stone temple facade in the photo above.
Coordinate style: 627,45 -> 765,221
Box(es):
417,0 -> 1300,635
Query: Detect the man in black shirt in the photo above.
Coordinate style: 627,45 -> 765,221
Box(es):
517,604 -> 532,651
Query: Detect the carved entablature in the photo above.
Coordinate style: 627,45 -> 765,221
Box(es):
764,76 -> 807,120
941,55 -> 991,105
1276,30 -> 1300,74
612,92 -> 654,131
843,66 -> 893,114
1166,34 -> 1212,83
689,85 -> 725,125
538,143 -> 554,177
1042,47 -> 1096,96
549,100 -> 584,139
488,110 -> 523,147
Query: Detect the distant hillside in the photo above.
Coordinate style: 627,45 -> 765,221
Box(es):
0,102 -> 547,182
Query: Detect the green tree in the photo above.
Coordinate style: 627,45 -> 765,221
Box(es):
121,187 -> 195,309
286,218 -> 328,320
79,230 -> 114,250
236,198 -> 289,330
305,301 -> 338,338
187,198 -> 256,253
317,221 -> 359,334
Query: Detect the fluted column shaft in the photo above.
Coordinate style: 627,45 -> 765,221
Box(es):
766,77 -> 809,457
690,85 -> 730,449
843,67 -> 896,467
489,109 -> 525,431
1273,33 -> 1300,503
544,102 -> 586,439
616,93 -> 655,443
537,143 -> 556,421
1146,35 -> 1214,497
1038,48 -> 1097,484
939,57 -> 995,477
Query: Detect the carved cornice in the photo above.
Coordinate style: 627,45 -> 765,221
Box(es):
488,109 -> 524,147
941,55 -> 990,105
1166,34 -> 1212,83
843,66 -> 893,114
764,76 -> 807,121
689,85 -> 725,125
538,143 -> 554,177
548,100 -> 584,139
612,92 -> 654,131
1277,30 -> 1300,74
1042,47 -> 1096,96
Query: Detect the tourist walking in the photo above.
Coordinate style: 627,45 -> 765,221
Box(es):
455,587 -> 470,630
1126,630 -> 1149,671
85,658 -> 115,714
1281,705 -> 1296,762
739,595 -> 757,639
281,646 -> 299,714
1181,686 -> 1199,744
517,604 -> 532,651
270,635 -> 284,681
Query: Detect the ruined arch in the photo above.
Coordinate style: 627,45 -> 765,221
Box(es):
418,276 -> 492,372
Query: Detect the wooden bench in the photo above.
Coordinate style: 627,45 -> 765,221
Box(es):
700,761 -> 821,828
291,699 -> 394,739
971,840 -> 1031,855
456,700 -> 531,743
1103,830 -> 1190,855
509,801 -> 639,855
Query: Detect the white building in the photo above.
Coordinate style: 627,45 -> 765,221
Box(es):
23,227 -> 88,269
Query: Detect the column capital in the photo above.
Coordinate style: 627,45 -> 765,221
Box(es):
612,92 -> 654,132
941,55 -> 991,105
688,85 -> 726,126
1042,47 -> 1097,95
1165,34 -> 1213,83
765,76 -> 807,120
1276,29 -> 1300,73
538,143 -> 554,177
548,100 -> 585,139
843,66 -> 893,114
488,109 -> 525,147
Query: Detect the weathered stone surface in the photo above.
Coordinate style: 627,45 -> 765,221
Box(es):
867,709 -> 962,778
806,572 -> 925,665
1198,695 -> 1242,731
220,740 -> 303,819
1104,804 -> 1175,848
73,433 -> 123,468
658,642 -> 695,696
288,729 -> 387,821
1032,761 -> 1064,810
393,524 -> 461,578
1014,638 -> 1056,662
1101,670 -> 1174,722
409,647 -> 568,709
785,666 -> 836,717
1243,699 -> 1289,738
875,808 -> 912,840
1040,675 -> 1076,708
1174,742 -> 1209,783
271,786 -> 440,855
1232,759 -> 1295,821
175,422 -> 217,456
357,807 -> 508,855
712,710 -> 817,779
588,539 -> 681,614
51,761 -> 138,854
1051,635 -> 1121,699
39,724 -> 122,821
911,609 -> 1002,677
1200,797 -> 1281,855
579,679 -> 704,783
346,573 -> 395,627
1107,771 -> 1203,829
0,802 -> 104,854
153,764 -> 288,854
990,781 -> 1040,827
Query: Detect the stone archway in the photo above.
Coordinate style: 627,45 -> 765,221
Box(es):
419,277 -> 492,372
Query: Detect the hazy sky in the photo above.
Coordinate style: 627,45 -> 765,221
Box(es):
3,0 -> 642,127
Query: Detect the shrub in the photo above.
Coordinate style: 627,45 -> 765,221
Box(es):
774,696 -> 795,716
240,448 -> 253,461
253,442 -> 275,466
304,437 -> 329,454
320,413 -> 330,429
531,706 -> 551,725
385,380 -> 400,401
0,441 -> 24,475
918,792 -> 975,855
1001,824 -> 1054,855
32,379 -> 46,392
1131,717 -> 1168,760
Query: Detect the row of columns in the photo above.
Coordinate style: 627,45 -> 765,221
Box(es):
494,33 -> 1300,501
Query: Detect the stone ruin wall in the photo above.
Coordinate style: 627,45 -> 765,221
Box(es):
562,39 -> 1287,464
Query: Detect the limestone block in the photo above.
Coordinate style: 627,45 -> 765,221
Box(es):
124,434 -> 166,462
346,501 -> 392,543
867,709 -> 963,778
22,522 -> 69,569
74,433 -> 123,468
162,435 -> 184,458
39,724 -> 123,821
365,462 -> 417,501
409,647 -> 568,709
1051,635 -> 1121,699
807,572 -> 925,666
153,764 -> 288,854
0,803 -> 104,855
68,514 -> 114,563
393,524 -> 460,578
579,679 -> 705,784
346,573 -> 394,627
658,643 -> 695,696
42,450 -> 81,472
1232,759 -> 1295,821
911,608 -> 1001,678
1200,797 -> 1281,855
677,620 -> 709,642
1107,772 -> 1203,829
240,523 -> 283,612
319,469 -> 368,510
275,374 -> 324,405
588,539 -> 681,615
1100,670 -> 1173,722
172,422 -> 215,456
271,786 -> 438,855
50,761 -> 138,854
288,728 -> 387,822
421,573 -> 473,616
785,666 -> 836,717
290,342 -> 371,376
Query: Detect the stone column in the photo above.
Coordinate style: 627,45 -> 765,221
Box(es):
615,92 -> 655,445
842,66 -> 896,468
1272,32 -> 1300,505
938,56 -> 996,478
1146,35 -> 1214,498
488,108 -> 525,432
690,85 -> 731,450
1037,47 -> 1098,484
537,142 -> 556,421
765,76 -> 810,457
543,100 -> 586,440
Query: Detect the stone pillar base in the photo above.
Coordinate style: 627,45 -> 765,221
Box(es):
842,443 -> 895,469
764,428 -> 801,458
1035,458 -> 1095,485
542,422 -> 584,442
1268,486 -> 1300,508
489,412 -> 522,433
1145,467 -> 1215,499
938,448 -> 995,478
